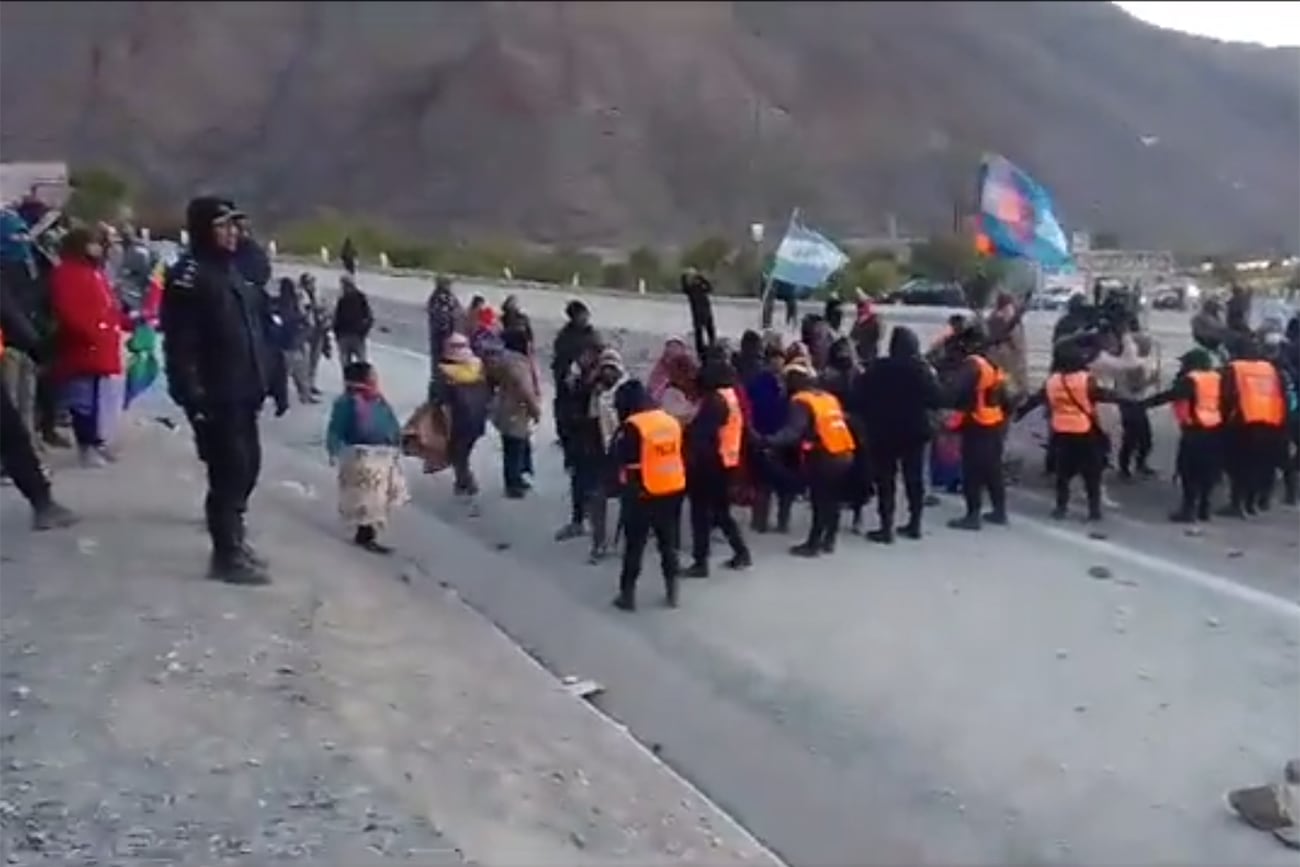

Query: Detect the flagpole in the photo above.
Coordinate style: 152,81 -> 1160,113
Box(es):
759,207 -> 800,331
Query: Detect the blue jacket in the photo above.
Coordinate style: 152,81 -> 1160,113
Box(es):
326,389 -> 402,458
0,208 -> 34,269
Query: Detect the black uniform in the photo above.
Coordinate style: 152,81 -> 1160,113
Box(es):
763,386 -> 853,556
162,197 -> 284,583
0,286 -> 63,520
943,352 -> 1009,529
612,381 -> 682,610
1143,363 -> 1222,522
684,385 -> 751,575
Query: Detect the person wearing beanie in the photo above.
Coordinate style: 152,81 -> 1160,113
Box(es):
611,377 -> 684,611
756,360 -> 856,557
940,326 -> 1010,531
1141,347 -> 1223,523
585,346 -> 630,561
162,196 -> 283,585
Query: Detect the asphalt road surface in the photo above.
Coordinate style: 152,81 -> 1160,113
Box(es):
279,265 -> 1299,865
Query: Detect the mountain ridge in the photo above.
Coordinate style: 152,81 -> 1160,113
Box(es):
1,1 -> 1296,252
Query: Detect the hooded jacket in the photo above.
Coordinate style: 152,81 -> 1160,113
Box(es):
431,355 -> 490,445
853,327 -> 942,449
332,278 -> 374,338
49,256 -> 127,380
161,197 -> 279,413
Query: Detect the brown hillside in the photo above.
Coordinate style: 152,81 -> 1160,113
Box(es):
1,1 -> 1296,251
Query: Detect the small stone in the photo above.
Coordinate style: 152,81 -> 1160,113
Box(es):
167,662 -> 183,673
1087,565 -> 1112,580
1183,527 -> 1204,538
1136,669 -> 1154,681
76,537 -> 99,554
1073,704 -> 1088,713
1055,648 -> 1070,660
11,685 -> 30,701
1205,616 -> 1222,628
1226,549 -> 1244,559
1087,530 -> 1108,541
569,831 -> 587,849
494,542 -> 511,551
245,757 -> 262,767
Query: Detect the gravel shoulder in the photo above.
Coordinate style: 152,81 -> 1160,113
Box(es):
0,411 -> 780,866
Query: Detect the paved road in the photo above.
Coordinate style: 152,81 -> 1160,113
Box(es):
1,412 -> 779,867
279,265 -> 1300,865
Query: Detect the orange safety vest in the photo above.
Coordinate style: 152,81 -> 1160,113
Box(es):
716,387 -> 743,469
624,408 -> 687,496
1045,371 -> 1095,435
1229,359 -> 1285,427
792,390 -> 855,456
966,355 -> 1006,427
1172,370 -> 1222,429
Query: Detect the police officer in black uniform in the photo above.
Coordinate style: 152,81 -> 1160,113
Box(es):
162,197 -> 286,585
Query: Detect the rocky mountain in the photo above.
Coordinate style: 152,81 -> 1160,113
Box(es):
1,1 -> 1296,252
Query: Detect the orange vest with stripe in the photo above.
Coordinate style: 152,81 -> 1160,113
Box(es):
625,409 -> 687,496
1172,370 -> 1222,429
1228,359 -> 1284,427
792,390 -> 855,456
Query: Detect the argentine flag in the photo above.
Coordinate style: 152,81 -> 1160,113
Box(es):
769,218 -> 849,290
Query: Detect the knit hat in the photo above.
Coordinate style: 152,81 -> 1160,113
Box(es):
443,332 -> 475,363
598,347 -> 625,373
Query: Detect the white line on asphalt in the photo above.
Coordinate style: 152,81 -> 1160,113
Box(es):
371,339 -> 1300,623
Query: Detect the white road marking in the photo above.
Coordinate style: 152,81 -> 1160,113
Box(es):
370,340 -> 1300,623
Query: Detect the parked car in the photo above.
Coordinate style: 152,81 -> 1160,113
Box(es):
882,279 -> 966,308
1029,286 -> 1085,312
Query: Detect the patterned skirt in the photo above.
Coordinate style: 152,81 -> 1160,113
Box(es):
337,445 -> 410,531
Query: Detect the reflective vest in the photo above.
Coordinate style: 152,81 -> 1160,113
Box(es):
1228,359 -> 1285,427
624,409 -> 687,496
1172,370 -> 1222,429
792,390 -> 855,456
965,355 -> 1006,427
716,387 -> 743,469
1045,372 -> 1095,435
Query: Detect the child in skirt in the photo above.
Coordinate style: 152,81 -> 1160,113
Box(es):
326,361 -> 409,553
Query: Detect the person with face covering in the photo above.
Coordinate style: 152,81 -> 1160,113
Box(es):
162,197 -> 283,585
48,226 -> 130,466
429,333 -> 490,499
555,341 -> 606,541
853,326 -> 942,541
611,378 -> 684,611
648,338 -> 690,400
683,347 -> 752,577
757,361 -> 856,557
744,340 -> 795,533
273,276 -> 316,405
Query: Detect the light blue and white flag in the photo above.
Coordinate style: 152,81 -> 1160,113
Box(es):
769,217 -> 849,290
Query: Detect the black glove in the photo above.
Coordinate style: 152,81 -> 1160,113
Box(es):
274,395 -> 290,417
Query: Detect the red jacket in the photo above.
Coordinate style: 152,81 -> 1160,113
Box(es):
50,259 -> 126,380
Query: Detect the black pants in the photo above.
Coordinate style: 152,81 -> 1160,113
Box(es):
688,474 -> 749,565
873,441 -> 925,531
501,435 -> 531,492
960,425 -> 1007,519
619,495 -> 681,601
783,296 -> 799,327
34,367 -> 60,439
805,458 -> 849,550
0,382 -> 51,509
192,407 -> 262,559
1283,424 -> 1299,505
689,302 -> 716,360
1225,424 -> 1284,512
1117,403 -> 1153,474
1052,432 -> 1104,518
1175,428 -> 1220,519
449,435 -> 479,495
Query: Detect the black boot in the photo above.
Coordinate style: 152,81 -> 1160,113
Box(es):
982,510 -> 1009,526
725,551 -> 752,570
209,550 -> 270,586
32,500 -> 78,531
683,561 -> 709,579
899,515 -> 922,540
789,542 -> 820,558
1168,508 -> 1195,524
612,591 -> 636,611
866,527 -> 894,544
354,525 -> 392,555
947,514 -> 982,531
664,578 -> 680,609
775,498 -> 793,534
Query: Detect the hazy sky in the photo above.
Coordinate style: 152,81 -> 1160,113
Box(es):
1115,2 -> 1300,47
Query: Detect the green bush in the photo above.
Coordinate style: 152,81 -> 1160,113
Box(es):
679,235 -> 733,273
66,166 -> 133,224
601,262 -> 633,289
628,245 -> 663,287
